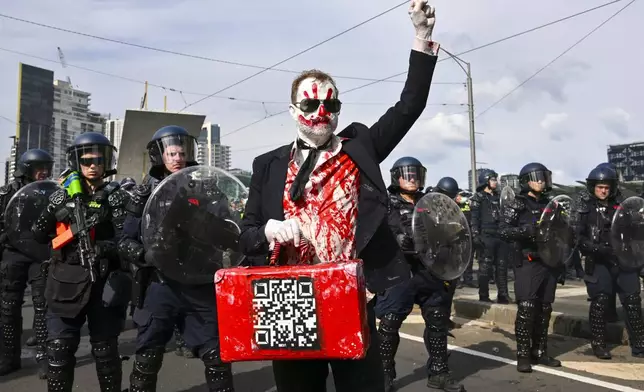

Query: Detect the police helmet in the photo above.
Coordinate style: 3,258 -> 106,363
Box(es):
586,166 -> 618,198
147,125 -> 197,169
66,132 -> 117,177
595,162 -> 617,172
476,169 -> 498,191
434,177 -> 460,199
518,162 -> 552,193
16,149 -> 54,181
390,156 -> 426,189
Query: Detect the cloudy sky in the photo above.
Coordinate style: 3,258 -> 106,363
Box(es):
0,0 -> 641,188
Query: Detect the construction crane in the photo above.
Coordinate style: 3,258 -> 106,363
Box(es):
57,47 -> 72,86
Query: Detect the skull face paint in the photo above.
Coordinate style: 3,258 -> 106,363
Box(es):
289,77 -> 339,146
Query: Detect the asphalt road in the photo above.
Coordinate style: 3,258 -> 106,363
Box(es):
3,303 -> 644,391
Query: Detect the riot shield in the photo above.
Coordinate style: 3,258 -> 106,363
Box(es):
611,196 -> 644,271
141,166 -> 248,285
3,180 -> 61,261
500,186 -> 515,211
536,194 -> 574,268
411,192 -> 472,281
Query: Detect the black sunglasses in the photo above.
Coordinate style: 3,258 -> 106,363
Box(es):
79,157 -> 105,166
295,98 -> 342,114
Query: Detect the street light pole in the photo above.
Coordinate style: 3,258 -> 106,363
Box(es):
441,48 -> 477,191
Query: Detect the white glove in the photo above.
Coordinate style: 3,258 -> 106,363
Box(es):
264,219 -> 301,248
409,0 -> 436,41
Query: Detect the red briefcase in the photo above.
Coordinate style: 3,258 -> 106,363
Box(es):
214,243 -> 369,362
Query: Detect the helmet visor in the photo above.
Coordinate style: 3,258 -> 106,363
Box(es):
391,165 -> 426,189
524,170 -> 552,189
28,162 -> 54,179
68,144 -> 117,174
153,134 -> 196,166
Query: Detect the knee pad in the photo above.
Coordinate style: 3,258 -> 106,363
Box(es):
47,338 -> 79,368
422,306 -> 448,335
202,349 -> 225,367
516,300 -> 538,322
623,293 -> 642,307
91,339 -> 119,361
0,291 -> 22,318
378,313 -> 404,335
134,346 -> 165,375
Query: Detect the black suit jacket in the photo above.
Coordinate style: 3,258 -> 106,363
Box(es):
239,50 -> 438,293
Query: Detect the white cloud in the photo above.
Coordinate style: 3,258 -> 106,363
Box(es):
599,107 -> 631,137
540,113 -> 568,130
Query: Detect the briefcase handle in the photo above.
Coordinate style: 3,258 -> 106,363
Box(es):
269,240 -> 310,266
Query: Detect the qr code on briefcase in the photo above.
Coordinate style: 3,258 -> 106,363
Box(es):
251,277 -> 320,350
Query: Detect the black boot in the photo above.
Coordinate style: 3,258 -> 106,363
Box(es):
33,301 -> 49,379
622,293 -> 644,358
202,349 -> 235,392
377,314 -> 404,391
515,300 -> 537,373
91,339 -> 123,392
589,294 -> 612,360
496,258 -> 512,304
531,303 -> 561,367
0,297 -> 22,376
47,339 -> 78,392
129,346 -> 165,392
478,258 -> 491,302
424,307 -> 465,392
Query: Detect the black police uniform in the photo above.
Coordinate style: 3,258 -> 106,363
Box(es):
375,159 -> 465,392
117,126 -> 234,392
31,133 -> 129,392
0,149 -> 54,377
574,166 -> 644,359
469,170 -> 510,303
499,163 -> 562,373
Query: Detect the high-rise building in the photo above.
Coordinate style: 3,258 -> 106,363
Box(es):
105,118 -> 124,154
607,142 -> 644,182
500,173 -> 520,190
14,63 -> 55,166
51,80 -> 107,176
196,122 -> 231,170
4,136 -> 18,184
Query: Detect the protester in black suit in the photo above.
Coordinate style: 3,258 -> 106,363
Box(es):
239,1 -> 440,390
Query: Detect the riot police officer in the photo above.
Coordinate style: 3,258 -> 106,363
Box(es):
573,163 -> 620,321
31,133 -> 129,391
118,125 -> 235,392
499,162 -> 562,373
375,158 -> 465,392
574,166 -> 644,359
0,149 -> 54,378
456,192 -> 475,287
469,169 -> 510,303
433,177 -> 464,330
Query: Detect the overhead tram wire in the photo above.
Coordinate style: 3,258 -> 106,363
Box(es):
220,0 -> 625,139
475,0 -> 637,119
178,1 -> 410,112
0,5 -> 462,85
0,47 -> 462,108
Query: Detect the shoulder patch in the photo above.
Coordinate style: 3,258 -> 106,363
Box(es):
49,189 -> 66,206
0,185 -> 9,196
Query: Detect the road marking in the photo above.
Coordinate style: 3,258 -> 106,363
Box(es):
561,361 -> 644,382
400,332 -> 643,392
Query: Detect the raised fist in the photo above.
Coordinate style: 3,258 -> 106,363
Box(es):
409,0 -> 435,41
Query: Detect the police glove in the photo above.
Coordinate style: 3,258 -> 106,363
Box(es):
264,219 -> 301,249
117,238 -> 146,267
396,233 -> 415,252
